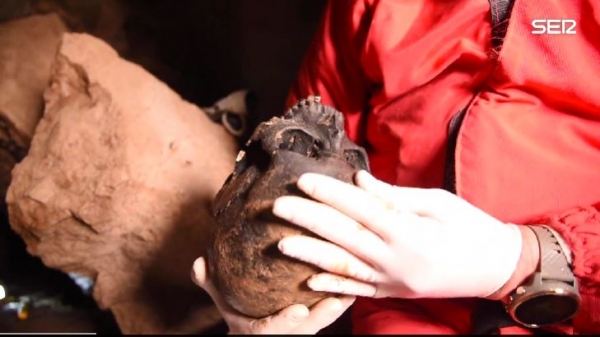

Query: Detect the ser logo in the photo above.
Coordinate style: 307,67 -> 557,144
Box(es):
531,19 -> 577,35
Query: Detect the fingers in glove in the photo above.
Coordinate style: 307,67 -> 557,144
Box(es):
355,170 -> 454,219
291,296 -> 356,334
191,256 -> 209,287
193,257 -> 312,334
307,273 -> 381,297
354,170 -> 397,200
191,257 -> 238,317
278,235 -> 382,283
293,173 -> 400,241
273,195 -> 389,266
245,304 -> 309,334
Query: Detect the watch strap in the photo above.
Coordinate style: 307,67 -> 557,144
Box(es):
528,225 -> 575,284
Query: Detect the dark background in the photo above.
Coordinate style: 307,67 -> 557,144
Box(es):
0,0 -> 327,333
113,0 -> 328,127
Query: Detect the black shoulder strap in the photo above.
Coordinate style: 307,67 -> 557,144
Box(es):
468,4 -> 527,335
442,0 -> 516,194
490,0 -> 515,52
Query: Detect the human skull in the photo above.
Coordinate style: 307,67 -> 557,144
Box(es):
206,95 -> 370,318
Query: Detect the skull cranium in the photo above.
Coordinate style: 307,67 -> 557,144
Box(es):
206,95 -> 370,318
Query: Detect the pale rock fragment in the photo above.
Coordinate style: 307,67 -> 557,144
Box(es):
6,32 -> 238,334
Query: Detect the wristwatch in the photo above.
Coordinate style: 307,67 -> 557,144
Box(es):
505,225 -> 581,328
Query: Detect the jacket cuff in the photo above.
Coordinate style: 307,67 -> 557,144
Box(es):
528,203 -> 600,333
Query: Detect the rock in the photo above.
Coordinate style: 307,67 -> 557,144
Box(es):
0,13 -> 68,204
6,32 -> 238,333
26,0 -> 182,95
1,0 -> 181,98
207,95 -> 370,318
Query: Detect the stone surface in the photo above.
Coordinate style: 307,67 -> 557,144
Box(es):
0,13 -> 68,204
6,32 -> 238,334
207,96 -> 370,318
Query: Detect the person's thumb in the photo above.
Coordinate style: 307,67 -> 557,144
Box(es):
192,256 -> 235,315
191,256 -> 213,291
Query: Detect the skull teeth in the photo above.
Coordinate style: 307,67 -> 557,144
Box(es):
298,95 -> 321,107
284,95 -> 323,119
235,150 -> 246,162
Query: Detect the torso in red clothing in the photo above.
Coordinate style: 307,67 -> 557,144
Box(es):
288,0 -> 600,334
359,0 -> 600,224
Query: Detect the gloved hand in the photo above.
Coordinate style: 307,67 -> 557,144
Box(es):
271,170 -> 525,299
191,256 -> 355,334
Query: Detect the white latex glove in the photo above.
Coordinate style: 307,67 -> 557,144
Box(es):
271,170 -> 523,299
191,256 -> 355,334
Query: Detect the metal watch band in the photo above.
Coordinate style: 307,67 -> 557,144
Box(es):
528,225 -> 575,284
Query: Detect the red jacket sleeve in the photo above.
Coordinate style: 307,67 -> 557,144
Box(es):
529,203 -> 600,334
352,297 -> 463,334
285,0 -> 371,146
352,204 -> 600,335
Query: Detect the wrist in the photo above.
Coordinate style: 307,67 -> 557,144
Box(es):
486,225 -> 540,301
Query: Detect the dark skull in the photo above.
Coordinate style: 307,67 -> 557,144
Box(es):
206,95 -> 370,318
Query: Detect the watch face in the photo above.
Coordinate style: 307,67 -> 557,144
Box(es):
515,294 -> 579,326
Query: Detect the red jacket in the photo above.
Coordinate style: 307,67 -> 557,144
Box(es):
286,0 -> 600,334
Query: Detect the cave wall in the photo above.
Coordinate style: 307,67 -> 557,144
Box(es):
1,0 -> 327,272
0,0 -> 326,333
0,0 -> 327,132
115,0 -> 327,130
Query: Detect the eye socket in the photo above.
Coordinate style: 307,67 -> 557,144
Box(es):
222,112 -> 246,136
278,129 -> 322,159
344,149 -> 369,171
233,137 -> 271,176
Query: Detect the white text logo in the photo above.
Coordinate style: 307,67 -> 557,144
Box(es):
531,19 -> 577,35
